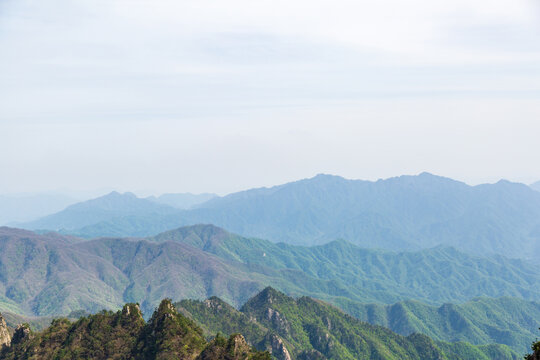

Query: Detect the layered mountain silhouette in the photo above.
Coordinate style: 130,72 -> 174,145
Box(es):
2,224 -> 540,352
19,173 -> 540,258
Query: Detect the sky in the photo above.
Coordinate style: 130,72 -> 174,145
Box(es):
1,0 -> 540,196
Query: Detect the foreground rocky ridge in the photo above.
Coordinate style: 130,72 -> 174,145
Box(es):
0,300 -> 269,360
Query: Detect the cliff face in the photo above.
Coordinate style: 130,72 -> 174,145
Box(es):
0,313 -> 11,348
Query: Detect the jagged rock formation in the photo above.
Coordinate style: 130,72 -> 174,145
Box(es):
0,300 -> 269,360
10,323 -> 32,346
264,333 -> 292,360
199,334 -> 269,360
0,313 -> 11,349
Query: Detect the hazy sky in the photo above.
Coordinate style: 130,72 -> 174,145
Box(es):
1,0 -> 540,195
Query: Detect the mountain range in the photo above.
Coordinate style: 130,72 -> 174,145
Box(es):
19,173 -> 540,259
531,181 -> 540,192
0,290 -> 521,360
177,287 -> 519,359
1,224 -> 540,353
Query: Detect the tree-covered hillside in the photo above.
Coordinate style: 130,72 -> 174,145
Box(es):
343,297 -> 540,353
2,225 -> 540,318
177,287 -> 519,360
0,299 -> 269,360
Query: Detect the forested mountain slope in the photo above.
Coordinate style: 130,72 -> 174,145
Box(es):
2,225 -> 540,317
177,288 -> 519,360
344,297 -> 540,353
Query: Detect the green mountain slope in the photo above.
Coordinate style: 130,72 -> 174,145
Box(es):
151,225 -> 540,305
177,288 -> 519,360
0,299 -> 269,360
344,297 -> 540,353
3,225 -> 540,318
21,173 -> 540,258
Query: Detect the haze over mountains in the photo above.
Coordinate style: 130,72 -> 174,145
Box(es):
19,173 -> 540,259
530,181 -> 540,192
146,193 -> 217,209
0,193 -> 78,225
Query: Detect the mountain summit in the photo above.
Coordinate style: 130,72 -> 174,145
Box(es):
21,191 -> 177,232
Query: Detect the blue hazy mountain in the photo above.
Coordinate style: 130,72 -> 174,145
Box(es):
146,192 -> 217,209
530,181 -> 540,192
19,173 -> 540,258
21,191 -> 178,232
0,193 -> 77,225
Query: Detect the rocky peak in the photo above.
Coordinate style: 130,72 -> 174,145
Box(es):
122,303 -> 143,320
228,334 -> 252,355
204,297 -> 224,311
11,323 -> 32,345
0,313 -> 11,349
198,333 -> 263,360
157,298 -> 175,315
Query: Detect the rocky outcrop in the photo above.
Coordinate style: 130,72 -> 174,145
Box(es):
266,333 -> 292,360
198,333 -> 269,360
297,349 -> 326,360
265,308 -> 291,336
0,313 -> 11,349
11,323 -> 32,345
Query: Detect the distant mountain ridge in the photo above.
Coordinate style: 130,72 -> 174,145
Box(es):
18,173 -> 540,258
531,181 -> 540,192
146,192 -> 217,209
21,191 -> 180,232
